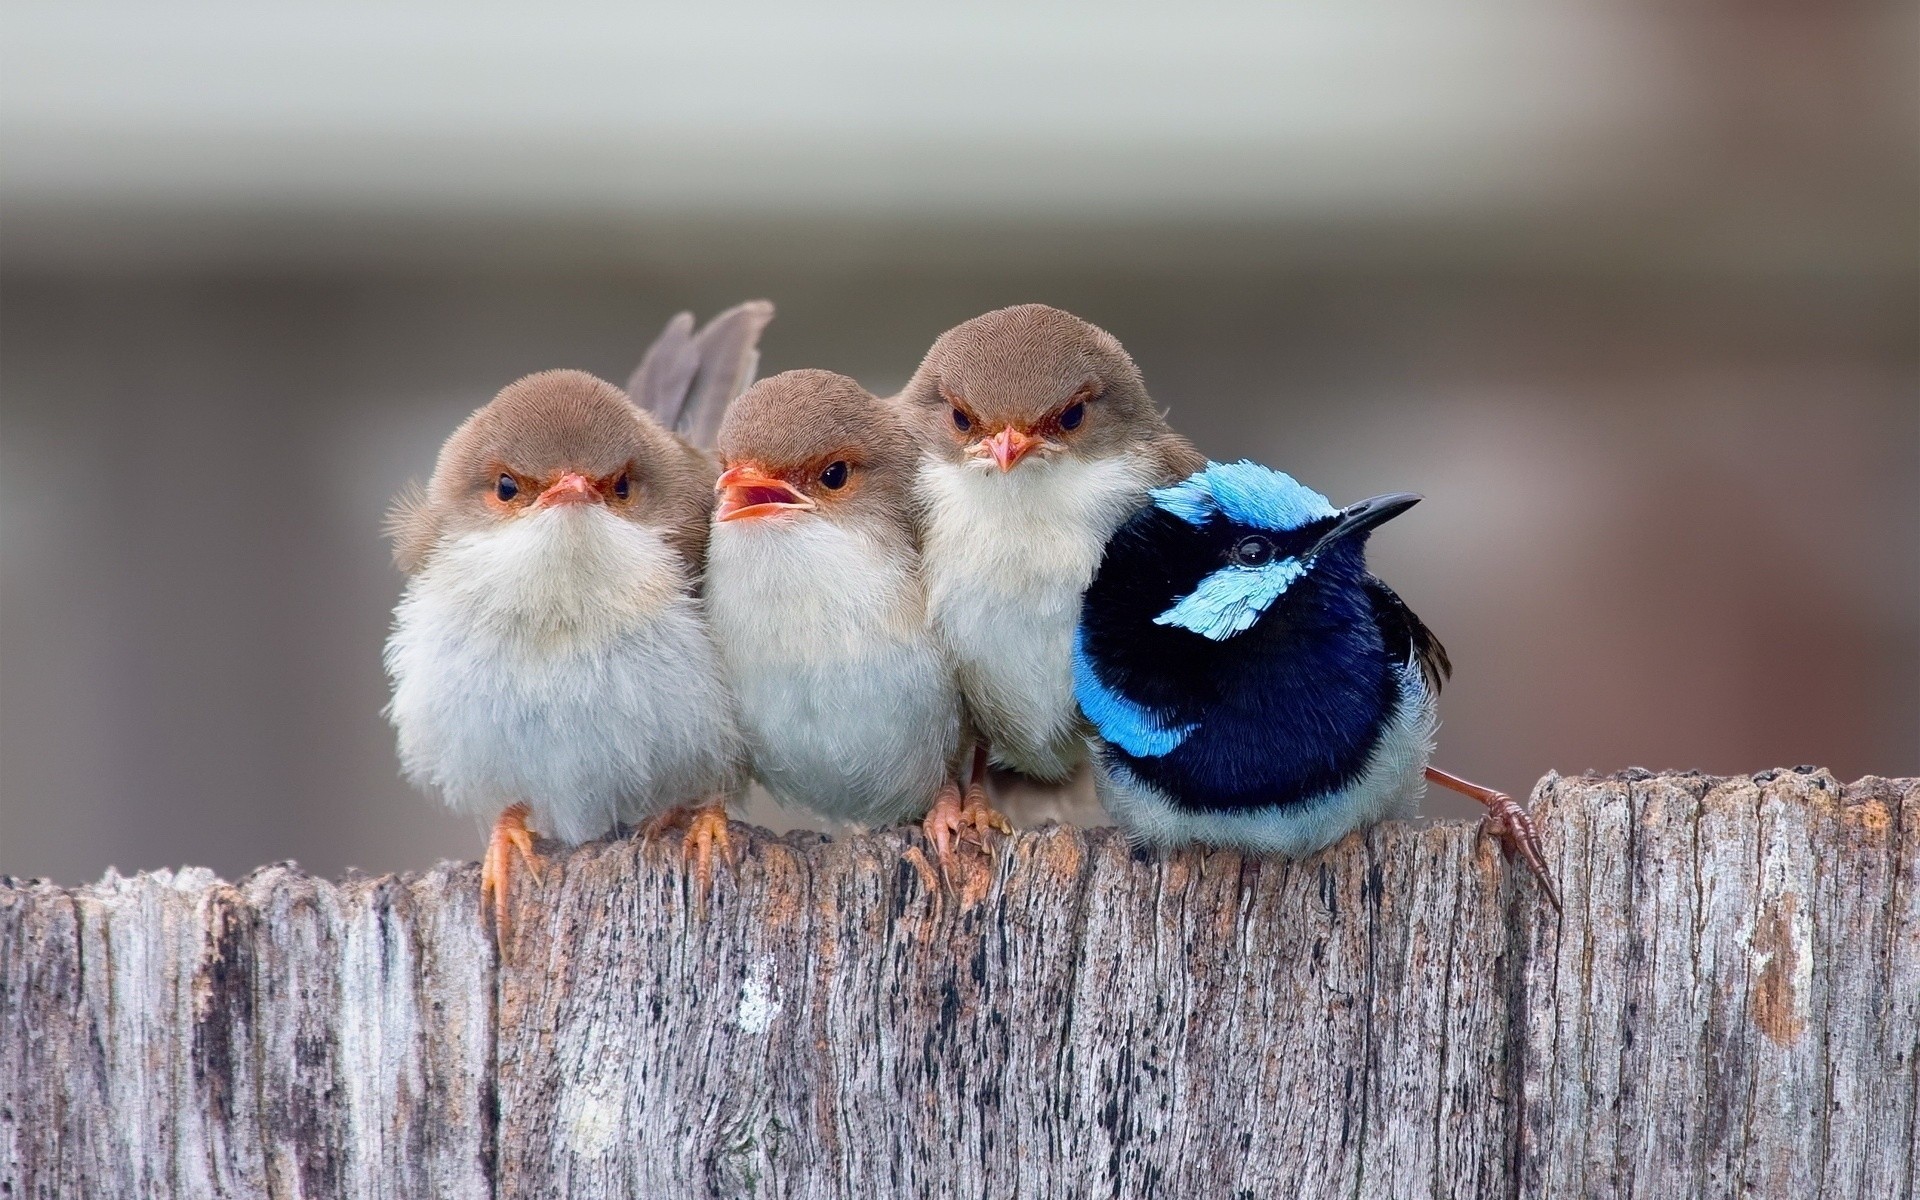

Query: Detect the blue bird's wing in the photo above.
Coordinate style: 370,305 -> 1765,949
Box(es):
1072,627 -> 1195,759
1363,577 -> 1451,696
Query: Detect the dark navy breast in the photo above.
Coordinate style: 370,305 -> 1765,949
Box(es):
1079,522 -> 1401,815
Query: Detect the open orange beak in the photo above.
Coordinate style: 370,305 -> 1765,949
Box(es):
716,464 -> 814,522
535,472 -> 601,507
982,427 -> 1039,471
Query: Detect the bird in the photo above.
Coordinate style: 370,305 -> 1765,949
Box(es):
897,304 -> 1205,819
1073,459 -> 1559,909
384,302 -> 770,946
702,369 -> 987,860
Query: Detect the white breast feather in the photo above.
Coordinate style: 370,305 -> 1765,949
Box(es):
916,452 -> 1153,781
706,517 -> 962,824
384,507 -> 742,844
1095,662 -> 1439,854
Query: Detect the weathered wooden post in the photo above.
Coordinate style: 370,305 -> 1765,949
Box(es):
4,770 -> 1915,1198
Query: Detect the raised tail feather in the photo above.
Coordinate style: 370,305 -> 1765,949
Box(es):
626,300 -> 775,449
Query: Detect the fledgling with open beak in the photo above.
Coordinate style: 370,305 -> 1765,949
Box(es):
384,302 -> 770,947
1074,460 -> 1559,910
704,370 -> 990,862
899,304 -> 1205,802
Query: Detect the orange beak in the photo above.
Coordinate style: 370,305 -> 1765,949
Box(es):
535,472 -> 600,507
715,464 -> 814,522
983,427 -> 1039,471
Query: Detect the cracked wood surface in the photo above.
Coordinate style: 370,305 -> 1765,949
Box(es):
3,771 -> 1914,1199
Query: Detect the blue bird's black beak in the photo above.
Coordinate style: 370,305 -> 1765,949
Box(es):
1308,492 -> 1422,557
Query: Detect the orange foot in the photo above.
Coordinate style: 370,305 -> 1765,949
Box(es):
481,802 -> 543,953
1426,767 -> 1562,914
644,801 -> 737,892
959,781 -> 1014,852
921,782 -> 968,869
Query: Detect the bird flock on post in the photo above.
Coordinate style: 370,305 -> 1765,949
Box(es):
383,301 -> 1560,951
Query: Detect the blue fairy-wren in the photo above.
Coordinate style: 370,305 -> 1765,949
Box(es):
1073,460 -> 1558,908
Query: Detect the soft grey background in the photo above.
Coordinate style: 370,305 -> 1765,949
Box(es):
2,3 -> 1914,884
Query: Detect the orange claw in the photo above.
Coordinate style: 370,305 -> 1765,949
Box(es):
644,800 -> 738,893
481,802 -> 543,954
921,782 -> 968,868
959,781 -> 1014,852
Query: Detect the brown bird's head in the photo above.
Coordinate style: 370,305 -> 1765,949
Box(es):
899,304 -> 1165,473
388,369 -> 716,577
713,369 -> 918,548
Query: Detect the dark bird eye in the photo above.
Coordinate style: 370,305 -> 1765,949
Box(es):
1231,535 -> 1274,567
496,474 -> 518,501
820,461 -> 850,490
951,407 -> 971,432
612,473 -> 630,499
1059,401 -> 1085,431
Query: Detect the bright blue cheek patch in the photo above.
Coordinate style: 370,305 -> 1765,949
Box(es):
1154,557 -> 1308,641
1073,629 -> 1195,758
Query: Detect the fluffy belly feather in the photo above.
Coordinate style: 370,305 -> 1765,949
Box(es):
386,586 -> 741,845
729,647 -> 961,824
917,453 -> 1153,781
706,518 -> 963,823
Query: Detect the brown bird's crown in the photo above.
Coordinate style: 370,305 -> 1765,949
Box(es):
899,303 -> 1177,468
388,369 -> 717,573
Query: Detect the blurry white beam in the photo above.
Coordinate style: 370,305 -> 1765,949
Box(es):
1,2 -> 1676,217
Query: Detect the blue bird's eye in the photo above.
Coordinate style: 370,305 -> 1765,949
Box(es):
612,473 -> 629,500
496,474 -> 518,502
820,461 -> 849,490
1059,401 -> 1085,431
951,407 -> 971,432
1230,535 -> 1274,567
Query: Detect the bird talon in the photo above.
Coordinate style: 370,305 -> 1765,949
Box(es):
959,785 -> 1013,854
688,804 -> 736,892
921,783 -> 967,876
1479,796 -> 1560,914
641,802 -> 735,894
481,802 -> 543,954
1429,767 -> 1561,914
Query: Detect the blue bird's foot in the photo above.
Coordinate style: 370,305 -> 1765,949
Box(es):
1426,768 -> 1562,914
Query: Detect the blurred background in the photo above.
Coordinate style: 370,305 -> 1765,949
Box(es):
2,3 -> 1914,885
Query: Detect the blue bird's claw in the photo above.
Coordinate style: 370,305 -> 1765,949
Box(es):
1427,767 -> 1562,914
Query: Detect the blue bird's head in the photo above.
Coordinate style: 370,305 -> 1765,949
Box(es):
1104,460 -> 1421,643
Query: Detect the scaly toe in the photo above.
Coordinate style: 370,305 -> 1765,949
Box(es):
685,808 -> 736,892
960,788 -> 1013,851
1483,798 -> 1561,915
921,786 -> 967,868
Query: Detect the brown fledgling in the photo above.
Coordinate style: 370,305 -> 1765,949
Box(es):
385,302 -> 770,948
703,370 -> 992,863
898,304 -> 1204,796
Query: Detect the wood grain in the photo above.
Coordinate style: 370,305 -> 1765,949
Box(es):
4,771 -> 1913,1198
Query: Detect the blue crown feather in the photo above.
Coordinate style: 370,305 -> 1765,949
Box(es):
1150,460 -> 1337,533
1072,628 -> 1195,758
